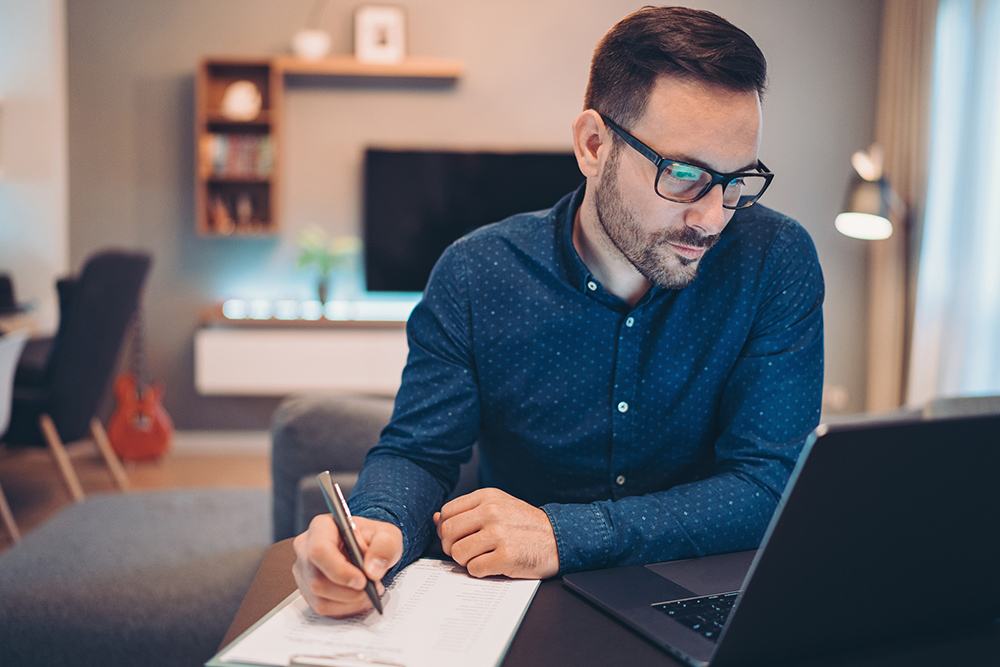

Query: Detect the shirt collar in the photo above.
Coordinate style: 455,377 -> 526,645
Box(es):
555,183 -> 658,308
556,184 -> 598,295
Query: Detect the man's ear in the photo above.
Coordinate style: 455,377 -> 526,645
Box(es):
571,110 -> 606,178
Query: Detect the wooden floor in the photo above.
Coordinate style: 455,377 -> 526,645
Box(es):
0,441 -> 270,554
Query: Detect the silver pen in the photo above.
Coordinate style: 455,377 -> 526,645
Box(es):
316,471 -> 383,614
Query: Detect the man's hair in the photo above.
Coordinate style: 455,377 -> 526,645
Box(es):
584,6 -> 767,128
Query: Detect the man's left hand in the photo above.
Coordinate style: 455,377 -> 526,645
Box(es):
434,488 -> 560,579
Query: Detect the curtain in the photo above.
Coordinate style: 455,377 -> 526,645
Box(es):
907,0 -> 1000,404
865,0 -> 937,412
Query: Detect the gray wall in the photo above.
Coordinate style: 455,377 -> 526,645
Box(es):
65,0 -> 881,429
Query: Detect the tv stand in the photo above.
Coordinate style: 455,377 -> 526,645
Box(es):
194,305 -> 411,396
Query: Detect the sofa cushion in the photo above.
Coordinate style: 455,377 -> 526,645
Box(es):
271,393 -> 395,541
0,489 -> 271,667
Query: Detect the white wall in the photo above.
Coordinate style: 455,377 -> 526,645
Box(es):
0,0 -> 68,334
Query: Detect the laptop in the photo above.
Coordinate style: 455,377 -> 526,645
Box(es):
563,415 -> 1000,666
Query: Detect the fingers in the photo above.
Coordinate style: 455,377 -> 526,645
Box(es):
359,518 -> 404,581
435,488 -> 561,580
292,557 -> 376,617
302,514 -> 369,588
292,519 -> 370,617
437,504 -> 488,555
292,514 -> 401,618
436,488 -> 503,552
448,528 -> 496,569
438,488 -> 490,522
436,489 -> 510,566
465,551 -> 506,579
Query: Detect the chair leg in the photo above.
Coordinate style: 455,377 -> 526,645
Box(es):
0,480 -> 21,542
90,418 -> 130,492
38,414 -> 86,502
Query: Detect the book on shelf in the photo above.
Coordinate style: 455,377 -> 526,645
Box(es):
200,134 -> 273,178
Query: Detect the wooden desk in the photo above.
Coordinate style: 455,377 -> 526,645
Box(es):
222,540 -> 1000,666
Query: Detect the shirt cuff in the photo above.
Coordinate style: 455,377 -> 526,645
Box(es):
542,501 -> 615,574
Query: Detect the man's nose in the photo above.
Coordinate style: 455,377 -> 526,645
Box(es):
684,184 -> 728,236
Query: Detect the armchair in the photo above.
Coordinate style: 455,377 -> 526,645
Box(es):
5,250 -> 151,501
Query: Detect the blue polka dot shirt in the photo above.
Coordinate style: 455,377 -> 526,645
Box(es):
349,185 -> 824,575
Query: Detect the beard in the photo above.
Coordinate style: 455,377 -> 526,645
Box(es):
594,145 -> 719,290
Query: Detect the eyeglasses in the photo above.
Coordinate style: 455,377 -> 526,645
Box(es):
599,113 -> 774,210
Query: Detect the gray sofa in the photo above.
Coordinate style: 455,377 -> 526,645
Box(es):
270,392 -> 479,542
271,393 -> 395,541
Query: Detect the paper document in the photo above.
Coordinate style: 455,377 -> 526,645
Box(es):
212,558 -> 540,667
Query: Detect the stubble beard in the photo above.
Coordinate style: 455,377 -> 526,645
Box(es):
594,145 -> 719,290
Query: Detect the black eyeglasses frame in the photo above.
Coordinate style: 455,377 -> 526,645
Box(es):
598,113 -> 774,210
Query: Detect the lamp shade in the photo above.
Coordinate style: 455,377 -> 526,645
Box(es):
836,176 -> 894,240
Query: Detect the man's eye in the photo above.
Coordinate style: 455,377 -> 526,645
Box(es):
667,164 -> 703,181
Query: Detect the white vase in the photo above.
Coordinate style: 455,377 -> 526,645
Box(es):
292,29 -> 332,60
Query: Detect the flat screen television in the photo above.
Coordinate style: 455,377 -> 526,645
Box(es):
363,148 -> 584,293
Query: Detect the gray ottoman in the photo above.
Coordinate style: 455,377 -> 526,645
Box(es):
0,489 -> 272,667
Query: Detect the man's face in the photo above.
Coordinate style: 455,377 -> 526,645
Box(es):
594,76 -> 762,289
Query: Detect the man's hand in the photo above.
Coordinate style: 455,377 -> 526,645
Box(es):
292,514 -> 403,618
434,488 -> 560,579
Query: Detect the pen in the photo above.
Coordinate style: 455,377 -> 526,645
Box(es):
316,471 -> 384,614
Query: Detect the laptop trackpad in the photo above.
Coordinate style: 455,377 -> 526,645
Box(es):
645,549 -> 756,597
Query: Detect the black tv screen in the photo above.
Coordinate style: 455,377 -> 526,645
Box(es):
363,148 -> 584,293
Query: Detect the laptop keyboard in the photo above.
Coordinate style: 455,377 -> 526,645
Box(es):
653,591 -> 740,641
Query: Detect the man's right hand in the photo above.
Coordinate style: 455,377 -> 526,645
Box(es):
292,513 -> 403,618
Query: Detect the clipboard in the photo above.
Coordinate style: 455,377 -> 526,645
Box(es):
206,589 -> 301,667
205,558 -> 539,667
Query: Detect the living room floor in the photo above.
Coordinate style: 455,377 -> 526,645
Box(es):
0,434 -> 270,555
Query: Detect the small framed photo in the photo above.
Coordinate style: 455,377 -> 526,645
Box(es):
354,5 -> 406,64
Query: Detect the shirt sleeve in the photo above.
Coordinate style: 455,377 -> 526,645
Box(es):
543,220 -> 825,574
347,241 -> 480,575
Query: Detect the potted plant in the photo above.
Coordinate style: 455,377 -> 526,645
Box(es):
296,227 -> 362,304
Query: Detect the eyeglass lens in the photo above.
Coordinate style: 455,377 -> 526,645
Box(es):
656,163 -> 768,209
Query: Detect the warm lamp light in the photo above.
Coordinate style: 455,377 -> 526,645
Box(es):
836,145 -> 899,241
835,212 -> 893,240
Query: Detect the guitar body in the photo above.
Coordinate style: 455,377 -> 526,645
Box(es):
108,373 -> 174,461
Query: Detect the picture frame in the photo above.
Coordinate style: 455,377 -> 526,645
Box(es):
354,5 -> 406,64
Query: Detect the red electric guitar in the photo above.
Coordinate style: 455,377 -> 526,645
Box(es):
108,310 -> 174,461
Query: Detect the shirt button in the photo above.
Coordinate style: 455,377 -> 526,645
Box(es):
616,475 -> 626,486
587,280 -> 598,292
617,401 -> 628,413
625,316 -> 634,327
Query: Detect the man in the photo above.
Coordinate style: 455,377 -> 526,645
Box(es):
295,5 -> 824,617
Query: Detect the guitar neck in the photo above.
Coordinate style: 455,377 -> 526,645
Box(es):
132,308 -> 148,394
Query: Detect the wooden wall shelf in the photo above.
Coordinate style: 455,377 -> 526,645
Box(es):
274,55 -> 464,79
195,55 -> 464,237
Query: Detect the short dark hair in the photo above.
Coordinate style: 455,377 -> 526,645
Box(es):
584,6 -> 768,128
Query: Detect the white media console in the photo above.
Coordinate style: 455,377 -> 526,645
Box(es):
194,304 -> 412,396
